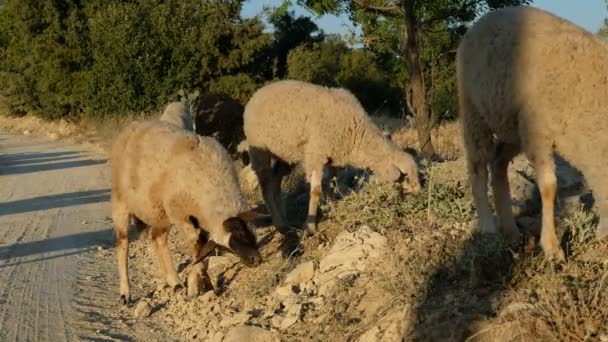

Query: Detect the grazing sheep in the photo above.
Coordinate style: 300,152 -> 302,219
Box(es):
110,120 -> 262,304
457,6 -> 608,261
160,101 -> 194,131
194,94 -> 245,157
243,80 -> 421,236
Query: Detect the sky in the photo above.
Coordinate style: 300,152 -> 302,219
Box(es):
241,0 -> 608,36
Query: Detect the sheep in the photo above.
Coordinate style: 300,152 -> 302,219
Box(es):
457,6 -> 608,262
243,79 -> 422,237
194,94 -> 245,157
110,119 -> 262,304
160,101 -> 194,131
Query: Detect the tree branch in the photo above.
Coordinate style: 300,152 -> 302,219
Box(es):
353,0 -> 403,16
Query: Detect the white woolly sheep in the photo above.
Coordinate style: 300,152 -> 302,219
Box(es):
243,79 -> 422,236
110,119 -> 262,304
457,6 -> 608,261
160,101 -> 194,131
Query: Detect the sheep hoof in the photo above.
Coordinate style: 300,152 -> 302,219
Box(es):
543,247 -> 566,263
504,227 -> 522,249
173,284 -> 184,293
300,223 -> 317,239
120,294 -> 131,306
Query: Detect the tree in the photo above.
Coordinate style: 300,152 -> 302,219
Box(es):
0,0 -> 272,117
269,9 -> 325,78
287,34 -> 403,114
298,0 -> 531,158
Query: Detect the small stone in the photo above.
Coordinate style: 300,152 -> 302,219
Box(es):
81,220 -> 88,225
47,132 -> 59,140
219,312 -> 249,328
271,315 -> 283,329
199,290 -> 215,304
133,301 -> 153,318
224,326 -> 279,342
358,326 -> 381,342
274,284 -> 294,297
284,261 -> 315,285
23,130 -> 31,135
280,303 -> 302,330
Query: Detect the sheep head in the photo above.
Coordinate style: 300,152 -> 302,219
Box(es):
217,211 -> 262,267
376,151 -> 422,193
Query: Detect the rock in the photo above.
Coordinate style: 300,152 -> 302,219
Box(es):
270,315 -> 283,329
199,290 -> 216,304
275,284 -> 294,297
209,330 -> 224,342
224,326 -> 279,342
22,129 -> 31,135
315,226 -> 387,295
509,155 -> 585,217
187,263 -> 212,299
219,312 -> 250,328
81,220 -> 88,225
47,132 -> 59,140
357,286 -> 389,316
206,256 -> 237,290
358,326 -> 382,342
284,261 -> 315,285
358,307 -> 411,342
133,300 -> 153,318
280,303 -> 302,330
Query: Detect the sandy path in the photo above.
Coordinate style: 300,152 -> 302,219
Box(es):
0,131 -> 170,341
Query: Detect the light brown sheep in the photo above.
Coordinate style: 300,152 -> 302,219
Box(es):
243,80 -> 421,237
457,6 -> 608,261
110,119 -> 261,304
160,101 -> 194,131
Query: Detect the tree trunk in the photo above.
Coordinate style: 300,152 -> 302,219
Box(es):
402,0 -> 435,158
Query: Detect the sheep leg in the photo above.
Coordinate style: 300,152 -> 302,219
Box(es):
113,209 -> 131,305
462,98 -> 497,234
150,227 -> 182,291
304,164 -> 324,236
531,154 -> 565,261
490,143 -> 521,246
179,224 -> 214,298
250,147 -> 291,234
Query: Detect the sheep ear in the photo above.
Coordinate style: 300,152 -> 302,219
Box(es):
237,210 -> 260,222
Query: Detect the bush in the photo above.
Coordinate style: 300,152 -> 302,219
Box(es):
0,0 -> 272,118
287,36 -> 403,116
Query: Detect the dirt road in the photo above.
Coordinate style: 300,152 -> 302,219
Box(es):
0,131 -> 168,341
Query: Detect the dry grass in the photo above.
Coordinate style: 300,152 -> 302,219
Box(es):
3,112 -> 608,341
392,121 -> 464,161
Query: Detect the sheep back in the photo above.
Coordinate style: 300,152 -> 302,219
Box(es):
110,120 -> 247,230
243,80 -> 394,167
194,94 -> 244,156
457,6 -> 608,175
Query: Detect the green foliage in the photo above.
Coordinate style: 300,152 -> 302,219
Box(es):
0,0 -> 89,118
269,9 -> 324,78
287,35 -> 403,115
298,0 -> 532,123
0,0 -> 272,118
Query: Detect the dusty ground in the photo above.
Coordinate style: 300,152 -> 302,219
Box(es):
0,129 -> 174,341
1,114 -> 608,342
